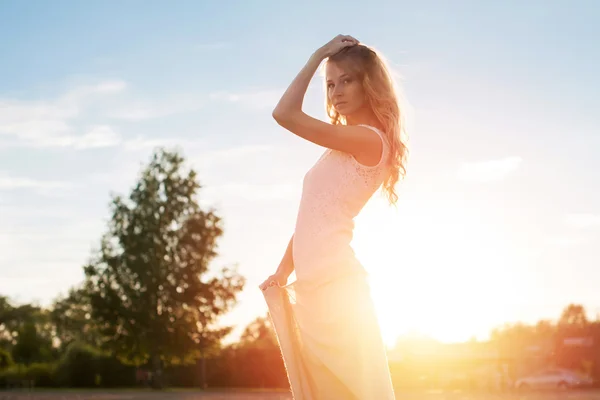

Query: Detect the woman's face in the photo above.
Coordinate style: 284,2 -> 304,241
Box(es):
325,61 -> 367,117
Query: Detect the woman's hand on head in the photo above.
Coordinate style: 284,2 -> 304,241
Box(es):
317,34 -> 359,59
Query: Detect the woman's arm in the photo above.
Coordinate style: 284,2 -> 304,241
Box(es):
275,234 -> 294,276
259,235 -> 295,290
272,35 -> 381,158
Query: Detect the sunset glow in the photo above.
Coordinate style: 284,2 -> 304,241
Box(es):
352,193 -> 531,346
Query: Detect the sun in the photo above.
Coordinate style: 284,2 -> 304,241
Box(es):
351,191 -> 527,347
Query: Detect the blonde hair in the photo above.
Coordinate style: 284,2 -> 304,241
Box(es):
323,44 -> 408,206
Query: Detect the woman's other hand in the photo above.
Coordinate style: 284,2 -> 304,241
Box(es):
316,34 -> 359,59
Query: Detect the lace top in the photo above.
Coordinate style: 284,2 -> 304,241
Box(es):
292,124 -> 391,285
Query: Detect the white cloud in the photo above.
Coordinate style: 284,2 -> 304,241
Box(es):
0,80 -> 276,150
0,101 -> 75,144
121,136 -> 206,152
0,218 -> 103,305
60,80 -> 128,102
199,144 -> 274,165
0,80 -> 126,148
122,136 -> 179,151
0,172 -> 72,191
0,79 -> 203,149
565,213 -> 600,229
88,160 -> 144,190
457,156 -> 522,183
0,119 -> 72,141
74,125 -> 121,149
0,204 -> 75,219
110,105 -> 162,121
1,124 -> 122,150
205,182 -> 299,202
92,80 -> 128,94
209,89 -> 282,110
109,95 -> 204,121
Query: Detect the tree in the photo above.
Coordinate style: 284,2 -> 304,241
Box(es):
83,148 -> 245,387
559,304 -> 589,328
11,319 -> 54,365
223,316 -> 287,389
0,295 -> 15,348
238,316 -> 278,350
556,304 -> 593,371
0,297 -> 55,364
0,347 -> 14,370
51,287 -> 102,350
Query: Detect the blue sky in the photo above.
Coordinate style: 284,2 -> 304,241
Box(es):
1,0 -> 598,345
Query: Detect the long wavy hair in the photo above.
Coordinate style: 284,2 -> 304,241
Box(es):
323,44 -> 408,206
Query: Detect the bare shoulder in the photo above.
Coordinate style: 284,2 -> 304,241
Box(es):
353,125 -> 385,167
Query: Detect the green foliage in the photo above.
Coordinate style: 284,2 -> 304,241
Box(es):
0,343 -> 137,388
95,353 -> 136,387
24,363 -> 56,387
0,348 -> 14,369
54,341 -> 103,387
0,297 -> 56,365
82,148 -> 245,385
51,287 -> 102,350
0,362 -> 57,388
0,364 -> 25,387
11,320 -> 55,365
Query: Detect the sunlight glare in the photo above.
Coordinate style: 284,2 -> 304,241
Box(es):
352,192 -> 527,347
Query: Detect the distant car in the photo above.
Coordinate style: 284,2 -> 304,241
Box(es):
515,368 -> 594,390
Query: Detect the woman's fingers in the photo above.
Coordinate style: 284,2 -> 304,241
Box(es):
342,35 -> 358,44
258,277 -> 268,290
259,275 -> 277,291
258,271 -> 290,291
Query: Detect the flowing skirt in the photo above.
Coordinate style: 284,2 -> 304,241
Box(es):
262,270 -> 396,399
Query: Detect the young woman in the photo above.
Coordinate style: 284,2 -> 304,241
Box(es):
259,34 -> 408,399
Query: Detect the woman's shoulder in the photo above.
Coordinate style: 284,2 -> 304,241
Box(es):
357,124 -> 386,142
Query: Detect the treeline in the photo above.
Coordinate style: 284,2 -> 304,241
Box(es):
3,295 -> 600,390
388,304 -> 600,390
491,304 -> 600,378
0,309 -> 286,389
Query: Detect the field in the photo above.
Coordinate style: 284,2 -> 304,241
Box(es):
2,390 -> 600,400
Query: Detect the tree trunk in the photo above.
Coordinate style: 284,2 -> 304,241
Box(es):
151,353 -> 164,389
201,355 -> 207,389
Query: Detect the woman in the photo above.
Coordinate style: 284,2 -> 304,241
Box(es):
259,34 -> 408,399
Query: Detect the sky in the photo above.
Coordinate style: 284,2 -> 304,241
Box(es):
1,0 -> 599,346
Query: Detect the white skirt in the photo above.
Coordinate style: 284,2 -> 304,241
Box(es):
262,270 -> 396,399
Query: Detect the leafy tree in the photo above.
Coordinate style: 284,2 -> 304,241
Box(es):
226,315 -> 286,388
0,348 -> 13,370
51,287 -> 102,350
0,297 -> 55,364
11,320 -> 54,365
559,304 -> 589,328
237,315 -> 278,350
83,148 -> 245,387
0,296 -> 14,348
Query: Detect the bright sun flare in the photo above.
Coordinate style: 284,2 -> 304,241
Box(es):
351,192 -> 529,348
